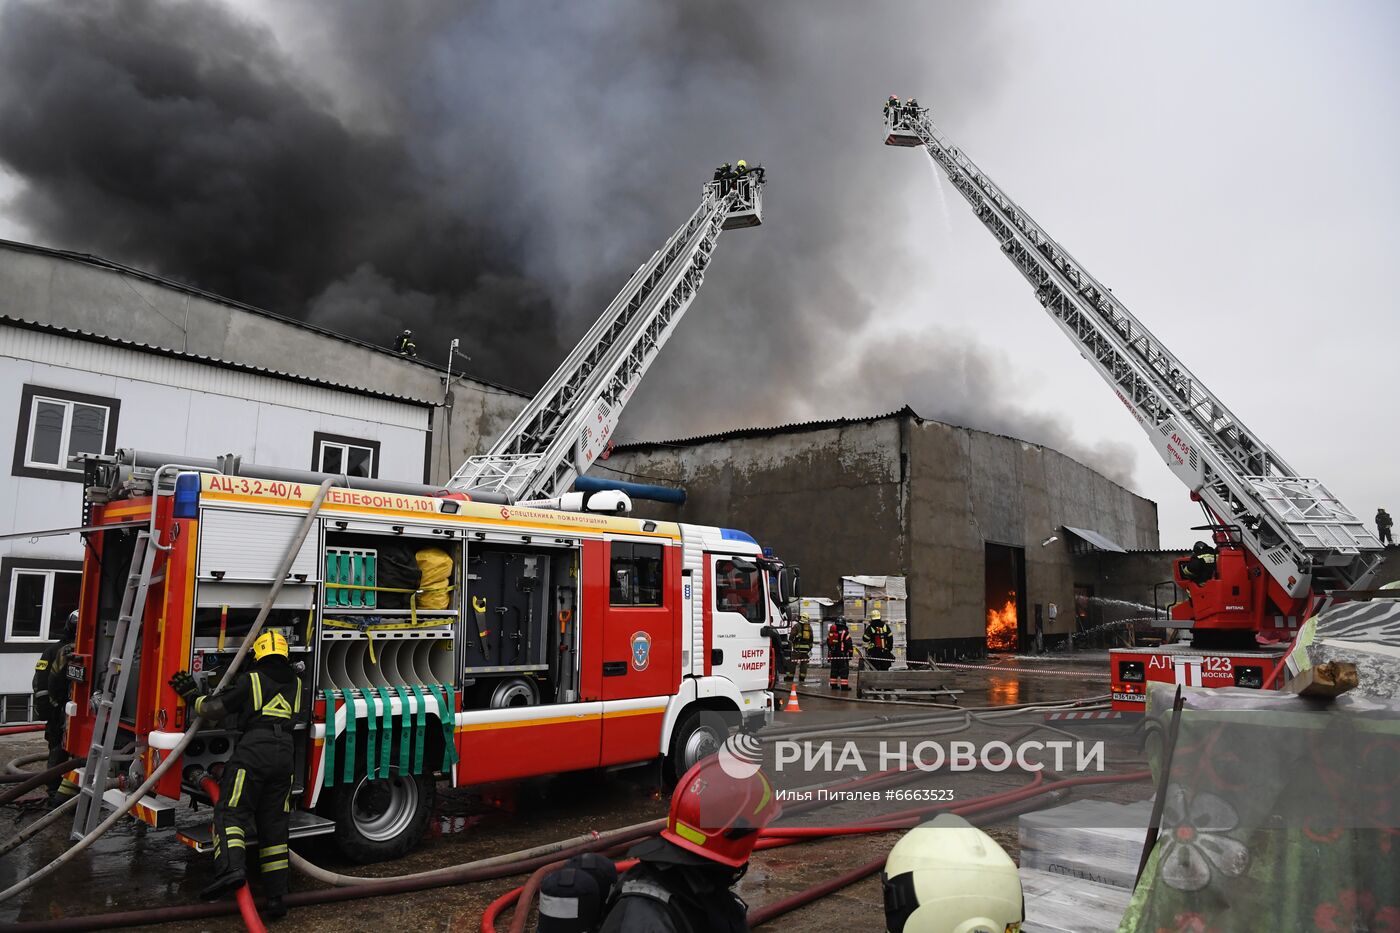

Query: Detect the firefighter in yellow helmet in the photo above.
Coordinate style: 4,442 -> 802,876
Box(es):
170,630 -> 302,917
882,813 -> 1024,933
863,609 -> 895,672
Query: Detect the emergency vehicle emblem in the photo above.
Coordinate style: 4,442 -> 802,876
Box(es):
630,631 -> 651,671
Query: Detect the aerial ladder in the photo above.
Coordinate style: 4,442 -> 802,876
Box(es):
61,170 -> 763,841
449,172 -> 764,505
883,104 -> 1382,650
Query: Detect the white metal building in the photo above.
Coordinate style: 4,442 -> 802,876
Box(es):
0,316 -> 436,711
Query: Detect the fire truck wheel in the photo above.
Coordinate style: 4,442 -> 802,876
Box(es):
664,708 -> 732,785
332,771 -> 435,863
488,677 -> 540,708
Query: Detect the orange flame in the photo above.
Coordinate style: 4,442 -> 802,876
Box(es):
986,597 -> 1018,651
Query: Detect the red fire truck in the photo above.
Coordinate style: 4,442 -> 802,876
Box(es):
65,460 -> 784,860
60,170 -> 777,856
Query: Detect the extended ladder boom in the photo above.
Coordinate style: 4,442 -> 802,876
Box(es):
884,107 -> 1380,600
450,175 -> 763,502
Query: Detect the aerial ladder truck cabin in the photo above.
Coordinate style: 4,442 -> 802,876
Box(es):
58,172 -> 789,860
883,102 -> 1384,710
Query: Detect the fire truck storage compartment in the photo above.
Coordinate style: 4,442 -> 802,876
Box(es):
463,542 -> 578,708
317,525 -> 461,694
197,508 -> 320,582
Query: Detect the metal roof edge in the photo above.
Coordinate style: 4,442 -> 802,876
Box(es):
0,314 -> 437,407
0,237 -> 529,399
615,405 -> 1158,507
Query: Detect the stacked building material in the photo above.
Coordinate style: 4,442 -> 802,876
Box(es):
1017,798 -> 1151,890
841,575 -> 909,668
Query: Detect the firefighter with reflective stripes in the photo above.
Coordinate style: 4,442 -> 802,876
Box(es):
170,631 -> 301,916
784,618 -> 814,686
31,611 -> 78,803
863,610 -> 895,672
827,620 -> 853,691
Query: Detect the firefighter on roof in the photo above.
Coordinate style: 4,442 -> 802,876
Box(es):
863,610 -> 894,672
170,630 -> 302,917
393,328 -> 417,357
32,610 -> 77,804
592,756 -> 780,932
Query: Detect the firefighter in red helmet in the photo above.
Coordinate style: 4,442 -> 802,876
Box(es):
596,756 -> 781,932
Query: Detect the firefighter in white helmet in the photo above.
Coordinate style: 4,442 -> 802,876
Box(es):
882,813 -> 1024,933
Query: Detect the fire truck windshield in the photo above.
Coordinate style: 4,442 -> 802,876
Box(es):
716,558 -> 766,623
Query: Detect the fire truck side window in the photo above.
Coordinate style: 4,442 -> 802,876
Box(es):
715,558 -> 765,623
610,543 -> 663,607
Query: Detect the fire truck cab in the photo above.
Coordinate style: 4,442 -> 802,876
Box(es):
67,466 -> 780,861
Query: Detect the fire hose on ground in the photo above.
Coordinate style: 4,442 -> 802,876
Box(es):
0,725 -> 45,738
199,774 -> 267,933
3,752 -> 1152,932
0,478 -> 335,908
0,756 -> 82,799
481,768 -> 1153,932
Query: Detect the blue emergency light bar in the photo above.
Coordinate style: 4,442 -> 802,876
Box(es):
173,472 -> 201,519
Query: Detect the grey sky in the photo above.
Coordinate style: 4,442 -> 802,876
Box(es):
0,1 -> 1394,548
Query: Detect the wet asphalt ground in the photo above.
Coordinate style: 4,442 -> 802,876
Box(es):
0,651 -> 1153,932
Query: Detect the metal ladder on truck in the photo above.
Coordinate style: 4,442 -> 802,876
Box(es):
881,103 -> 1381,627
70,527 -> 160,838
449,172 -> 764,503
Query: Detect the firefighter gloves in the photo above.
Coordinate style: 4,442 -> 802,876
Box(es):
169,670 -> 201,702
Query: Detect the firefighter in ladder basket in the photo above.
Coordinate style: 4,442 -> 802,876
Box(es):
170,631 -> 302,917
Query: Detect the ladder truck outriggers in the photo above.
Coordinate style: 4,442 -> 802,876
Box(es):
61,171 -> 789,860
883,103 -> 1383,710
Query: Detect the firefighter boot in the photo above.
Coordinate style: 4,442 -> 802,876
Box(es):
200,868 -> 247,901
263,896 -> 287,921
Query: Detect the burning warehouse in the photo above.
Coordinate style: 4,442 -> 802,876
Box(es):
602,407 -> 1167,660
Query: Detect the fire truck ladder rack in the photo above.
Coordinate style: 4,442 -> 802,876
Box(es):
883,106 -> 1382,601
449,174 -> 764,503
71,527 -> 158,838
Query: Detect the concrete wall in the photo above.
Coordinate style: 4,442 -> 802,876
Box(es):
599,418 -> 906,604
607,411 -> 1160,660
0,242 -> 527,482
904,419 -> 1159,656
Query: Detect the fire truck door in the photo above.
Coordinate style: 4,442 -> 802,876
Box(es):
705,554 -> 771,696
596,539 -> 677,767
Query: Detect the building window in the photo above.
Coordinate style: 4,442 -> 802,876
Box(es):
610,543 -> 664,606
0,558 -> 82,649
12,385 -> 120,483
312,432 -> 380,479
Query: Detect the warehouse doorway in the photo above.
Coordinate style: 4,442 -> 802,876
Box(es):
985,543 -> 1026,653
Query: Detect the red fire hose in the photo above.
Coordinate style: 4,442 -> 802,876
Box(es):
481,768 -> 1152,932
199,776 -> 267,933
0,724 -> 45,736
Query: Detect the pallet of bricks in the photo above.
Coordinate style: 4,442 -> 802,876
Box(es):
798,597 -> 833,668
840,575 -> 908,669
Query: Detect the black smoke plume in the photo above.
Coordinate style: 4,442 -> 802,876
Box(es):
0,0 -> 1136,483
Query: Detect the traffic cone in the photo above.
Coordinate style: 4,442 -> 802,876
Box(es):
786,684 -> 802,713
